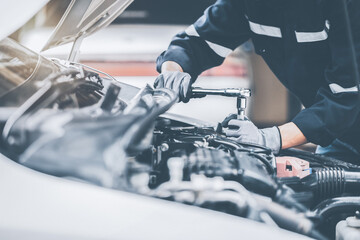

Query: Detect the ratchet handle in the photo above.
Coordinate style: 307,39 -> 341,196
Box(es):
191,91 -> 207,98
191,87 -> 211,98
191,87 -> 251,98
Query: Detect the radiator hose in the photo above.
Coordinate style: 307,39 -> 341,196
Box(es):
302,168 -> 360,200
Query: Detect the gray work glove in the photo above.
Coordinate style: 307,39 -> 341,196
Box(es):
154,71 -> 192,103
223,118 -> 282,154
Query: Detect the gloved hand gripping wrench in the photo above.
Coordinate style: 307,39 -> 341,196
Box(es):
191,87 -> 251,120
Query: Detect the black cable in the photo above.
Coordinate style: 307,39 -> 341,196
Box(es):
214,137 -> 273,154
281,148 -> 360,170
246,151 -> 275,175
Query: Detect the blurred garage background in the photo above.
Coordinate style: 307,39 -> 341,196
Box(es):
11,0 -> 302,127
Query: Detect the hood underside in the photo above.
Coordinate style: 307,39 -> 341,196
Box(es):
0,0 -> 133,51
42,0 -> 134,51
0,0 -> 50,41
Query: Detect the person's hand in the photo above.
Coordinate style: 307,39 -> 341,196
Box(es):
154,71 -> 192,103
223,117 -> 282,154
221,113 -> 248,128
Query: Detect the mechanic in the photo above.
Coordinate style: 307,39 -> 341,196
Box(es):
154,0 -> 360,162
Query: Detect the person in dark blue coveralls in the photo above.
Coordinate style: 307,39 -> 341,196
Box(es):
154,0 -> 360,162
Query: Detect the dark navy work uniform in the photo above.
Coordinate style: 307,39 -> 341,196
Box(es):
156,0 -> 360,158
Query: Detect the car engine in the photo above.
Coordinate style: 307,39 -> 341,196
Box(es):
1,61 -> 360,240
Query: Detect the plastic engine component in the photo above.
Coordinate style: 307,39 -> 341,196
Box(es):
276,157 -> 311,179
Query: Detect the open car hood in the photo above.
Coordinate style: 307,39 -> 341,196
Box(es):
42,0 -> 133,51
0,0 -> 50,41
0,0 -> 133,50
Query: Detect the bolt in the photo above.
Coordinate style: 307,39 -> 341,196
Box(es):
160,143 -> 169,152
149,175 -> 157,185
355,211 -> 360,219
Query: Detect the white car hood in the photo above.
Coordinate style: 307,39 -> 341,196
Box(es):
0,0 -> 133,52
42,0 -> 133,51
0,0 -> 50,41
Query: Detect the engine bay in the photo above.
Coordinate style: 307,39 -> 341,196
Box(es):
1,58 -> 360,240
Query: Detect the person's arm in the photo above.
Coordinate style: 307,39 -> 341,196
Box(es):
278,122 -> 307,149
155,0 -> 250,102
156,0 -> 250,78
260,0 -> 360,151
290,0 -> 360,147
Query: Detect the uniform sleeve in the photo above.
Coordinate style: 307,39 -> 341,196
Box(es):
156,0 -> 250,78
292,0 -> 360,146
